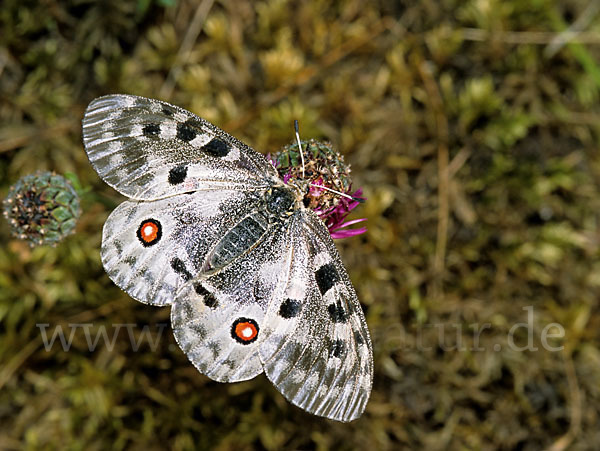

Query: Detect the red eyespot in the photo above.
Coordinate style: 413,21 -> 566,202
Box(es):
136,219 -> 161,246
231,318 -> 259,344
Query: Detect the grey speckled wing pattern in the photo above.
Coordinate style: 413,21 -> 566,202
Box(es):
83,94 -> 276,200
82,94 -> 373,422
260,212 -> 372,421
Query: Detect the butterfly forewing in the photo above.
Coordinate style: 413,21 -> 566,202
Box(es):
82,95 -> 277,200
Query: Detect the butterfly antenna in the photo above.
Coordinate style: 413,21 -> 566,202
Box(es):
295,120 -> 363,203
308,183 -> 365,203
294,120 -> 306,179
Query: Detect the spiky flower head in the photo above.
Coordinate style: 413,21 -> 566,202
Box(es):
270,139 -> 366,239
3,172 -> 81,246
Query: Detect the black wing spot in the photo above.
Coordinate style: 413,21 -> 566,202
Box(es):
162,106 -> 175,116
194,283 -> 218,308
201,138 -> 230,157
343,294 -> 355,315
354,330 -> 365,345
327,301 -> 349,323
142,123 -> 160,137
176,121 -> 198,142
168,165 -> 188,185
171,257 -> 192,281
278,298 -> 301,318
315,262 -> 340,295
331,339 -> 346,358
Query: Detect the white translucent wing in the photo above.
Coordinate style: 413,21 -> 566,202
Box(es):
82,94 -> 278,200
170,208 -> 372,422
259,211 -> 373,422
171,224 -> 291,382
101,188 -> 264,306
83,93 -> 372,421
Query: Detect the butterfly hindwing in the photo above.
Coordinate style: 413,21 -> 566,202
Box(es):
101,188 -> 265,306
170,208 -> 372,422
171,222 -> 291,382
83,94 -> 277,200
259,212 -> 373,422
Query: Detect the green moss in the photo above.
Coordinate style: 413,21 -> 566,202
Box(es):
2,0 -> 600,448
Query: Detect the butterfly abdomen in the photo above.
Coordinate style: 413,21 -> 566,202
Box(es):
204,186 -> 296,272
206,214 -> 269,270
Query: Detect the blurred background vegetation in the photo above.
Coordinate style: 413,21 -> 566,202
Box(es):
1,0 -> 600,449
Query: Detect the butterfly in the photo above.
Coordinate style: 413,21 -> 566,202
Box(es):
82,94 -> 373,422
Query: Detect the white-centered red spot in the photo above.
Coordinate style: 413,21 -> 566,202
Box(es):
232,319 -> 258,344
137,219 -> 161,246
140,222 -> 158,242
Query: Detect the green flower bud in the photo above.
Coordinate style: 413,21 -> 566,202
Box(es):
3,172 -> 81,246
271,139 -> 353,211
270,139 -> 367,239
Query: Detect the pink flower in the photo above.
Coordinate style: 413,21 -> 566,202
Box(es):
268,144 -> 367,239
314,187 -> 367,239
